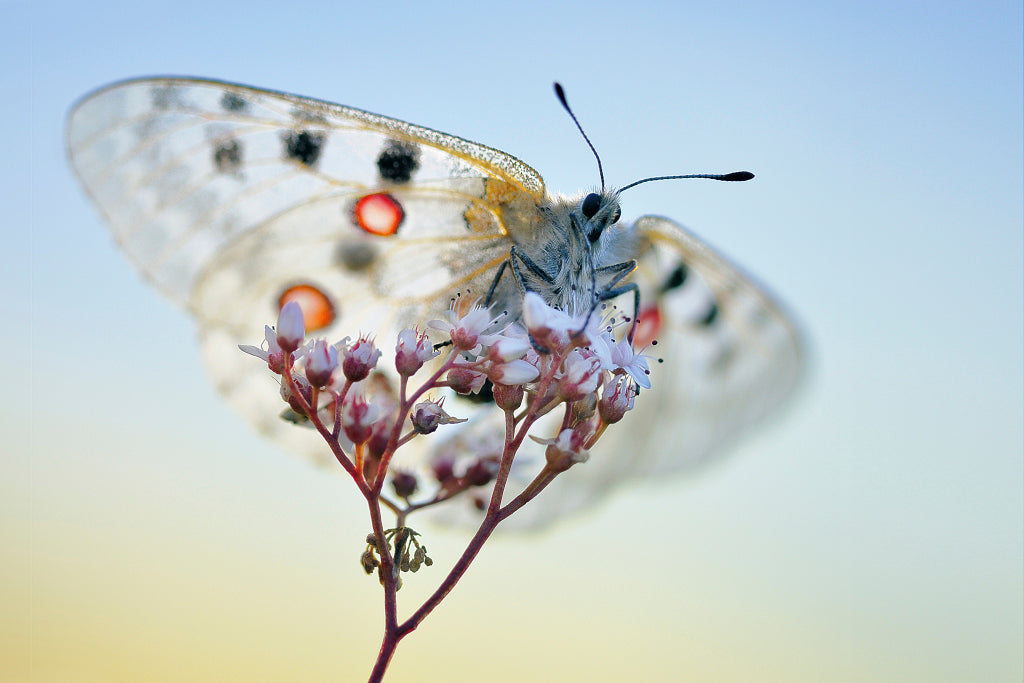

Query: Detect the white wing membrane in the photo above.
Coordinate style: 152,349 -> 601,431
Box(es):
68,77 -> 542,481
613,216 -> 801,472
67,78 -> 543,308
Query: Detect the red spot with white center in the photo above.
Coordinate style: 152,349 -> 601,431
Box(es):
278,284 -> 336,332
353,193 -> 404,236
632,305 -> 662,348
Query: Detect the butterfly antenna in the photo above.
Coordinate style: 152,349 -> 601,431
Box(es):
554,83 -> 605,191
619,171 -> 754,193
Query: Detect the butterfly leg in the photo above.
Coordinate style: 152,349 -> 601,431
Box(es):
509,245 -> 555,292
507,247 -> 558,355
484,260 -> 509,307
577,260 -> 640,341
484,246 -> 565,306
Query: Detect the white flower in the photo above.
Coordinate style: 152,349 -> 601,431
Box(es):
557,349 -> 603,401
522,292 -> 571,336
395,327 -> 438,376
531,428 -> 591,473
239,325 -> 288,373
303,339 -> 338,388
522,292 -> 600,352
341,335 -> 382,382
486,333 -> 533,363
429,302 -> 505,353
489,359 -> 540,385
609,339 -> 652,390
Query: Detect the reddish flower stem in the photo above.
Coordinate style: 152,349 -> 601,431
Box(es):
278,338 -> 590,682
367,349 -> 571,681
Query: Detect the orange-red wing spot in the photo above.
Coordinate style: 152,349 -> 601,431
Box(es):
278,284 -> 336,332
632,305 -> 662,349
353,193 -> 404,236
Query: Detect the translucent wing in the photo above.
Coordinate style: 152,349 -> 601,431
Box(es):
581,215 -> 802,481
428,216 -> 803,529
67,77 -> 546,465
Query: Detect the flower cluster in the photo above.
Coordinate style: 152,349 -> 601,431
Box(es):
239,292 -> 653,681
240,294 -> 650,573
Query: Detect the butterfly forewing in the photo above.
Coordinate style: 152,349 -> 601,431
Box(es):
66,78 -> 544,310
67,77 -> 547,475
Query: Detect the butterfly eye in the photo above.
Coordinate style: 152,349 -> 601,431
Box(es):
611,206 -> 621,223
580,192 -> 601,219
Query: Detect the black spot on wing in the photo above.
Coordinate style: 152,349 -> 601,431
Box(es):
213,139 -> 243,174
698,300 -> 719,327
662,262 -> 688,292
337,240 -> 378,272
283,130 -> 326,166
150,85 -> 178,109
220,92 -> 247,112
376,140 -> 420,183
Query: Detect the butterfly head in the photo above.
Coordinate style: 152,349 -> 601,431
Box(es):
577,191 -> 623,243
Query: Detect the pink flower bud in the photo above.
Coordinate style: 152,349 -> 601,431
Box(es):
342,336 -> 381,382
342,394 -> 380,445
557,350 -> 602,402
492,382 -> 524,411
464,457 -> 499,487
281,375 -> 314,417
391,470 -> 418,499
276,301 -> 305,353
538,429 -> 590,473
410,399 -> 466,434
431,456 -> 456,486
366,419 -> 391,461
599,376 -> 636,424
304,339 -> 338,388
447,366 -> 488,395
395,328 -> 438,376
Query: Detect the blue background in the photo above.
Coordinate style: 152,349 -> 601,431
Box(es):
7,1 -> 1022,679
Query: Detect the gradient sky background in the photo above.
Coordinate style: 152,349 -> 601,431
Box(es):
8,1 -> 1022,680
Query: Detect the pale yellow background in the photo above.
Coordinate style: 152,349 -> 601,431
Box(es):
9,0 -> 1022,680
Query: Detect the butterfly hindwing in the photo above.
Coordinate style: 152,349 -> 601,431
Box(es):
598,215 -> 802,477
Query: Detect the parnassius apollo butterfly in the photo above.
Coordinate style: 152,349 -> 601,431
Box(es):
67,77 -> 801,528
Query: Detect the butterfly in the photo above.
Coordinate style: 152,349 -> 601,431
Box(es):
67,77 -> 802,528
